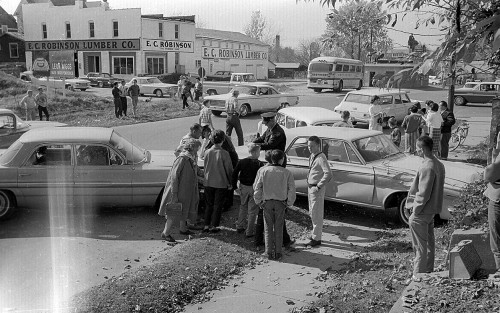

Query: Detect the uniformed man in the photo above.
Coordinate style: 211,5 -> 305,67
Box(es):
253,112 -> 286,152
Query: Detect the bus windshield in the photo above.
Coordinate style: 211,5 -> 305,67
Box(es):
309,63 -> 332,72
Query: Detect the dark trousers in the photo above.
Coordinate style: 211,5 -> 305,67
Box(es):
488,200 -> 500,269
440,132 -> 451,159
226,114 -> 244,146
255,206 -> 291,247
194,90 -> 202,101
204,186 -> 226,228
182,94 -> 190,109
38,106 -> 49,121
114,98 -> 122,118
120,97 -> 127,116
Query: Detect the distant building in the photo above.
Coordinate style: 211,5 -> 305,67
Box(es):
268,60 -> 276,78
274,63 -> 300,78
195,28 -> 269,80
0,5 -> 25,65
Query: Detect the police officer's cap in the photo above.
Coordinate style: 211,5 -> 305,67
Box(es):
261,112 -> 276,119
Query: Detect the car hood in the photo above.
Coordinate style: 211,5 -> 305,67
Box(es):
374,154 -> 483,190
26,121 -> 67,129
205,94 -> 232,101
144,150 -> 177,168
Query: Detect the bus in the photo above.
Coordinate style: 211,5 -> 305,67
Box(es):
307,57 -> 364,93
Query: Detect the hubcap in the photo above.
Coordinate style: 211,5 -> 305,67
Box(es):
399,196 -> 410,225
0,192 -> 10,217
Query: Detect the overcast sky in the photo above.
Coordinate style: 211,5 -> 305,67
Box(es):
1,0 -> 444,50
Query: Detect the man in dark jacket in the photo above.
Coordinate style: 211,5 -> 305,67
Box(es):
439,101 -> 456,160
253,112 -> 286,152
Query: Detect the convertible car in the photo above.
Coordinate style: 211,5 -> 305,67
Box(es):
235,126 -> 483,225
204,85 -> 299,117
0,127 -> 174,220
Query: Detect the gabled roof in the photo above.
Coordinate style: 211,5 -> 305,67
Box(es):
275,63 -> 301,69
196,28 -> 269,46
0,32 -> 24,41
0,5 -> 17,28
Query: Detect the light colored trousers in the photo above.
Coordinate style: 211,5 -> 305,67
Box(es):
263,200 -> 286,255
409,213 -> 435,275
236,184 -> 259,236
308,186 -> 326,241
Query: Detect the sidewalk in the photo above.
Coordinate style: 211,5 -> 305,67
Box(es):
183,220 -> 380,313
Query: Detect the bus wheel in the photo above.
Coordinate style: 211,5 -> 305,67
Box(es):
313,88 -> 321,93
337,81 -> 343,92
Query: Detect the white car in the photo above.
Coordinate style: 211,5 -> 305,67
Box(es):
205,85 -> 299,117
257,107 -> 343,136
20,71 -> 90,91
124,77 -> 177,98
428,76 -> 441,85
334,89 -> 419,125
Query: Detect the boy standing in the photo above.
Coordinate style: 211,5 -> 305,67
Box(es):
389,117 -> 401,147
128,79 -> 140,117
34,87 -> 49,121
199,100 -> 213,130
233,143 -> 264,237
253,149 -> 296,260
20,90 -> 36,121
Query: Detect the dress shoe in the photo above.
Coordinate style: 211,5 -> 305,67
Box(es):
274,253 -> 283,261
161,233 -> 176,243
284,239 -> 296,248
304,239 -> 321,247
179,230 -> 195,236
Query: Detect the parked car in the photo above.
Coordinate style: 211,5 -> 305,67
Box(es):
124,77 -> 177,98
454,81 -> 500,106
204,84 -> 299,117
256,106 -> 343,136
205,71 -> 232,81
20,71 -> 91,91
428,75 -> 441,85
83,72 -> 121,88
0,109 -> 66,149
234,126 -> 483,225
334,89 -> 419,126
0,127 -> 175,220
205,73 -> 264,95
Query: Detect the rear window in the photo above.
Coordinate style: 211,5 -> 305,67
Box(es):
309,63 -> 333,72
344,93 -> 372,104
0,140 -> 23,165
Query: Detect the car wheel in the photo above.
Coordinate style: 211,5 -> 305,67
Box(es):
0,190 -> 15,220
313,88 -> 321,93
98,82 -> 104,88
240,104 -> 250,117
454,96 -> 466,106
337,81 -> 343,92
207,89 -> 218,95
79,89 -> 87,92
397,195 -> 411,226
212,110 -> 222,116
155,89 -> 163,97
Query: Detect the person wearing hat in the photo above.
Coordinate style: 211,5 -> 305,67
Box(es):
35,87 -> 49,121
253,112 -> 286,152
225,89 -> 244,146
20,90 -> 36,121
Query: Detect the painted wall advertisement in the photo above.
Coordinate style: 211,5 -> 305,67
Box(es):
32,51 -> 74,78
202,47 -> 268,60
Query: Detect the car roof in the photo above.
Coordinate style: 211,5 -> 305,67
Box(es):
234,84 -> 274,88
19,127 -> 113,144
285,126 -> 382,141
345,89 -> 410,96
278,107 -> 341,124
0,108 -> 16,114
232,73 -> 254,75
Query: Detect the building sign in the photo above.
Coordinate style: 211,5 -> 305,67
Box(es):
49,51 -> 74,78
143,39 -> 194,53
26,39 -> 140,51
32,51 -> 50,77
202,47 -> 268,60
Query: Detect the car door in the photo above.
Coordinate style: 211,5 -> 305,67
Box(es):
73,144 -> 132,207
284,137 -> 311,195
379,95 -> 394,119
138,78 -> 151,95
17,144 -> 74,209
321,139 -> 375,205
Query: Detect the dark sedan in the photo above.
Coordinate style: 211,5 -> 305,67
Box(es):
83,72 -> 122,88
205,71 -> 232,81
454,82 -> 500,106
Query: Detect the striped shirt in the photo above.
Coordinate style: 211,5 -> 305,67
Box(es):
199,106 -> 212,127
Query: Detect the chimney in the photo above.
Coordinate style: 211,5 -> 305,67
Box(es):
103,0 -> 109,10
0,25 -> 8,34
275,35 -> 280,48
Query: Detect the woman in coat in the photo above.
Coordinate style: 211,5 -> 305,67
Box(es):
159,138 -> 202,243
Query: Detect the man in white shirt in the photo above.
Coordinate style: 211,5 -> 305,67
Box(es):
20,90 -> 36,121
225,89 -> 244,146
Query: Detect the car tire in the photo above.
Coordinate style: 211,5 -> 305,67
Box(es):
385,194 -> 410,226
207,89 -> 218,95
240,104 -> 250,117
79,89 -> 87,92
154,89 -> 163,98
212,110 -> 222,116
313,88 -> 322,93
337,81 -> 343,92
397,195 -> 411,226
279,102 -> 289,110
454,96 -> 466,106
0,190 -> 15,220
98,82 -> 104,88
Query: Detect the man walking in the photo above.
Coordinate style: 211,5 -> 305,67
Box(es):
129,79 -> 140,117
305,136 -> 332,247
34,87 -> 49,121
119,80 -> 128,117
225,89 -> 244,146
408,135 -> 445,280
439,101 -> 456,160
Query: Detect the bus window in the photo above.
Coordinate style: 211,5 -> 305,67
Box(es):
356,66 -> 362,72
350,65 -> 356,72
335,64 -> 343,71
343,65 -> 349,71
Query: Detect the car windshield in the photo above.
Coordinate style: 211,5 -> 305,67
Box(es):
109,131 -> 147,164
463,83 -> 478,88
353,135 -> 401,162
232,86 -> 258,95
0,140 -> 23,165
344,93 -> 372,104
146,78 -> 162,84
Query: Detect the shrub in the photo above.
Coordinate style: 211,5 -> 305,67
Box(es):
447,180 -> 489,231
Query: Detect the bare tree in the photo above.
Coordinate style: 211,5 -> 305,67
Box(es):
243,11 -> 279,44
296,38 -> 323,65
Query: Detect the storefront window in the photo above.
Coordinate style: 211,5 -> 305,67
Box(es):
113,57 -> 134,75
147,57 -> 164,75
175,53 -> 179,65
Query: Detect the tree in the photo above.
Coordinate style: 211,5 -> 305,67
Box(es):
322,0 -> 393,62
244,11 -> 270,42
296,39 -> 323,65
